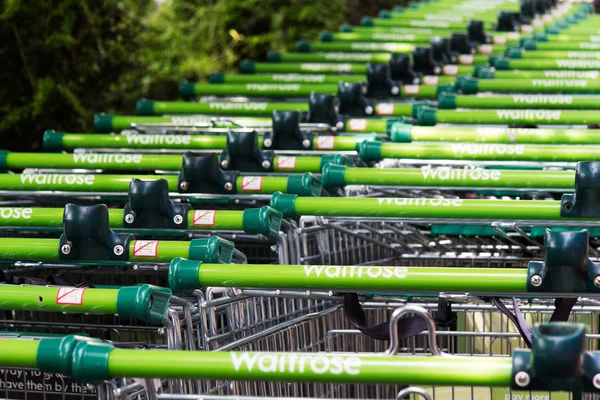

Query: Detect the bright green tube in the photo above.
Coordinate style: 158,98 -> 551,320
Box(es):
235,176 -> 288,193
372,103 -> 415,117
96,115 -> 272,133
215,73 -> 365,84
0,340 -> 39,368
275,196 -> 573,220
453,94 -> 600,109
248,62 -> 368,74
344,118 -> 392,133
298,43 -> 415,54
340,167 -> 574,189
57,133 -> 228,151
141,100 -> 307,116
275,51 -> 394,63
432,109 -> 600,125
490,70 -> 600,79
272,156 -> 322,173
408,126 -> 600,144
342,27 -> 521,45
532,42 -> 600,51
514,50 -> 600,60
107,349 -> 513,386
323,32 -> 432,43
496,59 -> 600,70
377,142 -> 600,162
366,18 -> 492,30
193,263 -> 528,293
474,78 -> 600,93
0,285 -> 118,314
187,83 -> 337,97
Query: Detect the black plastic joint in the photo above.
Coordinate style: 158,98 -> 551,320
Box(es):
337,82 -> 372,117
308,93 -> 341,127
366,63 -> 400,98
178,152 -> 239,194
412,47 -> 442,76
220,131 -> 274,172
59,204 -> 133,261
449,33 -> 477,55
124,179 -> 192,229
388,54 -> 420,84
266,111 -> 314,151
527,229 -> 600,293
561,162 -> 600,218
467,20 -> 488,44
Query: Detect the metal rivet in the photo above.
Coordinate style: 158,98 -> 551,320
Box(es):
221,160 -> 229,168
530,274 -> 542,287
302,139 -> 311,148
593,373 -> 600,389
173,215 -> 183,225
262,160 -> 271,169
365,106 -> 374,115
113,245 -> 124,256
514,371 -> 530,387
179,181 -> 189,191
391,87 -> 400,95
125,214 -> 134,224
263,139 -> 272,148
61,244 -> 71,255
594,276 -> 600,288
336,121 -> 344,130
224,182 -> 233,191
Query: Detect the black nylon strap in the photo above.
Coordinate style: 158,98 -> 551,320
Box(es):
343,293 -> 456,341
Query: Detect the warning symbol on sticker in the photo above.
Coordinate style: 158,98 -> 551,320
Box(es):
459,55 -> 474,65
56,287 -> 86,305
376,103 -> 395,115
422,76 -> 439,86
133,240 -> 159,258
348,119 -> 367,131
193,210 -> 216,226
241,176 -> 263,191
443,65 -> 458,76
277,156 -> 297,169
403,85 -> 420,95
316,136 -> 335,149
478,45 -> 493,55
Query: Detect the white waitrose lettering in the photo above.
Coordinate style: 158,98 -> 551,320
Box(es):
495,109 -> 561,121
512,95 -> 573,105
20,174 -> 95,185
209,103 -> 268,111
272,74 -> 325,83
126,135 -> 191,145
421,166 -> 501,181
451,143 -> 525,155
230,353 -> 361,375
566,51 -> 600,59
300,63 -> 352,72
324,53 -> 372,62
555,59 -> 600,68
246,84 -> 301,92
304,265 -> 408,279
0,208 -> 32,219
543,70 -> 598,79
531,79 -> 588,88
73,153 -> 142,164
376,198 -> 463,207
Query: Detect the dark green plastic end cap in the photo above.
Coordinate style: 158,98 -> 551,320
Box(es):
392,6 -> 404,13
37,335 -> 96,376
339,24 -> 353,32
321,154 -> 354,169
416,108 -> 436,126
455,76 -> 468,91
168,257 -> 202,294
412,103 -> 429,119
296,41 -> 311,52
555,21 -> 569,29
361,16 -> 374,26
136,98 -> 155,116
545,26 -> 560,35
242,206 -> 282,240
43,130 -> 64,152
532,33 -> 548,42
70,339 -> 114,384
389,122 -> 412,143
320,31 -> 334,42
116,284 -> 172,325
189,237 -> 234,264
436,84 -> 454,96
270,192 -> 298,218
178,81 -> 196,99
379,10 -> 391,18
358,141 -> 383,162
209,72 -> 225,83
492,57 -> 510,70
461,78 -> 479,95
267,51 -> 282,62
240,60 -> 256,73
94,113 -> 114,133
287,172 -> 322,196
506,46 -> 523,59
521,39 -> 537,50
321,163 -> 347,189
437,93 -> 457,109
474,66 -> 494,78
565,16 -> 578,25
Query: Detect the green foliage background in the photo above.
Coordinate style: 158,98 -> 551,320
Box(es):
1,0 -> 400,151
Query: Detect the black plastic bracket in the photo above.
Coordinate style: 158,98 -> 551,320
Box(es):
264,111 -> 314,151
561,162 -> 600,218
307,93 -> 341,127
366,63 -> 400,98
449,33 -> 477,55
412,47 -> 442,76
527,229 -> 600,293
497,11 -> 519,32
467,20 -> 489,44
220,131 -> 274,172
430,37 -> 455,65
337,82 -> 372,117
388,54 -> 420,84
511,323 -> 600,392
124,178 -> 192,229
59,204 -> 133,261
178,152 -> 239,194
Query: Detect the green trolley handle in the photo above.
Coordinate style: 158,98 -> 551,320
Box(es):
239,61 -> 369,75
440,93 -> 600,110
0,207 -> 282,240
321,164 -> 575,191
492,57 -> 600,71
459,77 -> 600,94
209,72 -> 366,85
0,284 -> 170,325
417,108 -> 600,126
136,99 -> 308,116
294,42 -> 416,54
0,151 -> 333,174
0,237 -> 234,264
386,124 -> 600,145
179,83 -> 338,99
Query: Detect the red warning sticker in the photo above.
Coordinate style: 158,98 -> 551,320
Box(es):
443,65 -> 458,76
277,156 -> 297,169
422,76 -> 439,86
403,85 -> 420,95
133,240 -> 159,258
193,210 -> 216,226
348,119 -> 367,131
493,36 -> 507,45
376,103 -> 395,115
56,287 -> 86,305
459,55 -> 474,65
478,45 -> 493,55
316,136 -> 335,149
241,176 -> 263,191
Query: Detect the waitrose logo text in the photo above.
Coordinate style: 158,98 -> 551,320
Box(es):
126,135 -> 192,145
376,198 -> 463,207
304,265 -> 408,279
421,166 -> 501,181
73,153 -> 143,164
451,143 -> 525,155
495,110 -> 561,121
231,353 -> 361,375
20,174 -> 95,185
512,95 -> 573,104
